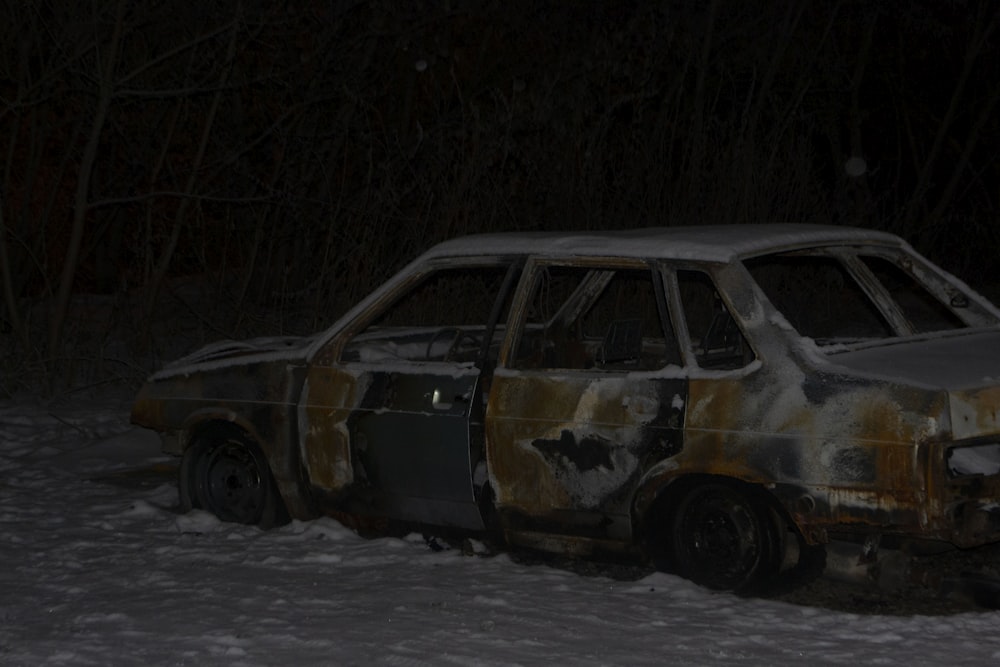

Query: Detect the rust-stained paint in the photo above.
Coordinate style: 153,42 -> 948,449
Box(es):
487,371 -> 684,545
950,386 -> 1000,440
131,331 -> 1000,558
654,369 -> 950,543
623,358 -> 1000,550
130,227 -> 1000,577
298,366 -> 359,493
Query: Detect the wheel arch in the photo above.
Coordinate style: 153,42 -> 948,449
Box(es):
634,472 -> 799,554
635,472 -> 801,592
179,409 -> 265,455
178,412 -> 314,521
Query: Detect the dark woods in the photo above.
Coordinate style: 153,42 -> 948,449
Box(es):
1,1 -> 998,391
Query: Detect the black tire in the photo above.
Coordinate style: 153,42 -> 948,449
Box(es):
667,482 -> 783,593
180,432 -> 285,528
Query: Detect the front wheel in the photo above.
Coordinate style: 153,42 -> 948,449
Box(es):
180,432 -> 286,528
667,482 -> 783,593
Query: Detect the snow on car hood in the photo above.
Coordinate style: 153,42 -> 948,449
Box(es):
826,329 -> 1000,391
151,335 -> 315,380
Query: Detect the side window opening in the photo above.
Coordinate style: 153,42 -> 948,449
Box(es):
513,264 -> 681,371
859,255 -> 966,333
677,270 -> 755,370
341,263 -> 515,365
745,254 -> 892,344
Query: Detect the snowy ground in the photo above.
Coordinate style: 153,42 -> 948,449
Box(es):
3,393 -> 1000,666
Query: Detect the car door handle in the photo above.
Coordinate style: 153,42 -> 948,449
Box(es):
432,389 -> 469,409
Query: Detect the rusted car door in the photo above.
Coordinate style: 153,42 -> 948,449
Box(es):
300,259 -> 518,530
486,259 -> 687,543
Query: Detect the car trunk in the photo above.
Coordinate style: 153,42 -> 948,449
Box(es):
827,328 -> 1000,440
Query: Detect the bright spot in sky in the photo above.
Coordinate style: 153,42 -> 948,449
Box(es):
845,156 -> 867,177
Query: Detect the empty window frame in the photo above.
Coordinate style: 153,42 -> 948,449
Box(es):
513,263 -> 681,371
676,270 -> 755,370
341,261 -> 517,364
745,253 -> 892,344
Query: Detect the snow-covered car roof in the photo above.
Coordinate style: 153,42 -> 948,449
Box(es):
422,224 -> 905,264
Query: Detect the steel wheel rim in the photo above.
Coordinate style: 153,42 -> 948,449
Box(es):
203,440 -> 265,524
676,487 -> 763,590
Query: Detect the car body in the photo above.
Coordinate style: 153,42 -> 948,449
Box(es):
131,224 -> 1000,592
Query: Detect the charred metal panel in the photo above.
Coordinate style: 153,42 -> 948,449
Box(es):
658,366 -> 951,541
533,430 -> 616,472
130,359 -> 312,518
298,366 -> 359,493
487,371 -> 685,541
949,386 -> 1000,441
132,362 -> 289,450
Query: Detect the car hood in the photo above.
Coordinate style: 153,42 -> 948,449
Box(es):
151,335 -> 315,380
826,329 -> 1000,391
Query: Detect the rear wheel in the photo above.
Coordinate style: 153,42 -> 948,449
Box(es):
667,482 -> 783,593
180,432 -> 286,527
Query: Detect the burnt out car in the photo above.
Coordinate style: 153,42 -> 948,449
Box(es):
131,225 -> 1000,593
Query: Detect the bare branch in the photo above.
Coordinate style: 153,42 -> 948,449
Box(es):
116,18 -> 238,86
87,191 -> 276,208
47,0 -> 128,374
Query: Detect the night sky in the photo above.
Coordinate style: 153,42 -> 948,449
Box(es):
1,1 -> 998,378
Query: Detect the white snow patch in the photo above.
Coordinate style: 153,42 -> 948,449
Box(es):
2,393 -> 1000,665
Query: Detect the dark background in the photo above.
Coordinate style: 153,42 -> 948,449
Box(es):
1,0 -> 998,392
